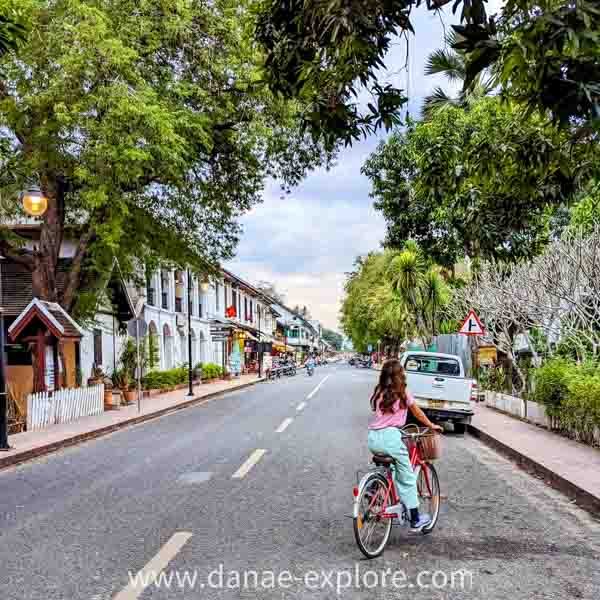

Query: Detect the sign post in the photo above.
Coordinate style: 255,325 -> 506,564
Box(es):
459,310 -> 485,336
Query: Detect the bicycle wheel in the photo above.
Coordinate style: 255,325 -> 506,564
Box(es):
417,463 -> 441,534
353,473 -> 393,558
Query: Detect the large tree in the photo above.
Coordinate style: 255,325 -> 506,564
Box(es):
255,0 -> 599,148
0,0 -> 329,320
0,7 -> 25,58
362,97 -> 594,268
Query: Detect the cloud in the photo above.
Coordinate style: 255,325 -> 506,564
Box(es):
228,4 -> 503,332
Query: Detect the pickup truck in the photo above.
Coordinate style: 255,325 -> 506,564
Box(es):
400,351 -> 476,433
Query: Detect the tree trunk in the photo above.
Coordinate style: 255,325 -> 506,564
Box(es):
31,178 -> 66,302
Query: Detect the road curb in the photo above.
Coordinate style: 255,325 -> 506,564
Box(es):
0,379 -> 265,472
468,423 -> 600,517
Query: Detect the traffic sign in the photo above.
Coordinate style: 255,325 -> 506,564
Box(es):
127,318 -> 148,338
459,310 -> 485,335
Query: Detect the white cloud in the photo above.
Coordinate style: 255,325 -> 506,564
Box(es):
228,4 -> 504,331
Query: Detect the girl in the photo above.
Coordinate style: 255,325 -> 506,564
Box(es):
368,359 -> 442,531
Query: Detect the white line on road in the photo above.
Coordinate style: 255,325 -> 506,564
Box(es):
296,402 -> 306,411
276,417 -> 293,433
307,375 -> 330,400
113,531 -> 193,600
232,449 -> 267,479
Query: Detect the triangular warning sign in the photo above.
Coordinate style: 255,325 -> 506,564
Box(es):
459,310 -> 485,335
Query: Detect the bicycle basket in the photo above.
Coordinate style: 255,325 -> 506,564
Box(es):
418,433 -> 442,461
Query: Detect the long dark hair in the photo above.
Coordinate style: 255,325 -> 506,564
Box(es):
369,359 -> 408,414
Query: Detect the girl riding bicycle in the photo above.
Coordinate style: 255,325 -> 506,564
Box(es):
368,359 -> 442,531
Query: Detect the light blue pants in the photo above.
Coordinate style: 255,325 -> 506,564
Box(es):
368,427 -> 418,509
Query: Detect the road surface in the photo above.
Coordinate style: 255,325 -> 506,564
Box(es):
1,364 -> 599,599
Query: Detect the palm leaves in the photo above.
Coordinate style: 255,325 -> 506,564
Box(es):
422,31 -> 495,120
0,12 -> 26,59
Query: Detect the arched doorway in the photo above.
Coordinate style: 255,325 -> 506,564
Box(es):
163,323 -> 173,369
148,321 -> 160,370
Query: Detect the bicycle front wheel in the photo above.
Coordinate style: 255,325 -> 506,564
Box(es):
353,473 -> 393,558
417,463 -> 441,534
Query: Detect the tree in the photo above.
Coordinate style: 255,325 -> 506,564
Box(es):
255,0 -> 599,148
422,30 -> 494,119
321,328 -> 343,351
0,0 -> 329,321
362,97 -> 592,268
340,246 -> 452,352
0,8 -> 25,58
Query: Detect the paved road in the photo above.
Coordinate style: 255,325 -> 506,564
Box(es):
1,365 -> 599,599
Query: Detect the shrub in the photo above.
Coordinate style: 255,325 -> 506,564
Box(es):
532,359 -> 576,417
201,363 -> 224,379
562,375 -> 600,444
142,367 -> 188,390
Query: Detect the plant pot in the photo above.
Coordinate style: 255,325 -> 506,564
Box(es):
124,390 -> 136,404
103,389 -> 113,410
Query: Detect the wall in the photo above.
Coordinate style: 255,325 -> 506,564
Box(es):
80,312 -> 127,380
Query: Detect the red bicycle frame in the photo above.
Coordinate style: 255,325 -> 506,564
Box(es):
366,439 -> 433,520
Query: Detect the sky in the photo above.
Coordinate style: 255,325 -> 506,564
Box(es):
227,3 -> 502,332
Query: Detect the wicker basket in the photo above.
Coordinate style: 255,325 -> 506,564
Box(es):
418,432 -> 442,461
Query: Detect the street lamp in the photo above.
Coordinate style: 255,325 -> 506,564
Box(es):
21,186 -> 48,217
186,269 -> 193,398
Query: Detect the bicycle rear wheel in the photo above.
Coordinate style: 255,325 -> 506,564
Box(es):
417,463 -> 440,534
353,473 -> 393,558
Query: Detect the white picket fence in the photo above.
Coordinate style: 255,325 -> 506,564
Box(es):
27,384 -> 104,431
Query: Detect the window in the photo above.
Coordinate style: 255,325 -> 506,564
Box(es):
250,300 -> 254,322
244,298 -> 248,321
216,283 -> 221,312
404,354 -> 460,376
93,329 -> 103,366
232,289 -> 237,313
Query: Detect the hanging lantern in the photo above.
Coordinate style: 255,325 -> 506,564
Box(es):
200,277 -> 210,292
21,186 -> 48,217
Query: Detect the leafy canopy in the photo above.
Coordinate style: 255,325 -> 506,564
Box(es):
0,0 -> 330,318
255,0 -> 600,148
362,97 -> 595,267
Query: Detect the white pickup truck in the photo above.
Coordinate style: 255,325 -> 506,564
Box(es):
400,351 -> 476,433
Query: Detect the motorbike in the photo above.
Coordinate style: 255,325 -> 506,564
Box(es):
306,364 -> 314,376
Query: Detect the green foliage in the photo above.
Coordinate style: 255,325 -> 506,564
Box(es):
561,375 -> 600,445
569,182 -> 600,235
142,367 -> 188,391
362,98 -> 591,267
0,0 -> 330,320
479,366 -> 507,393
341,245 -> 451,351
256,0 -> 599,145
456,0 -> 600,132
532,359 -> 577,417
147,333 -> 160,370
0,8 -> 26,58
201,363 -> 224,379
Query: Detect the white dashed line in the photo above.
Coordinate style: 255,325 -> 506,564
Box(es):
296,402 -> 306,412
276,418 -> 293,433
307,375 -> 329,399
113,531 -> 193,600
232,449 -> 267,479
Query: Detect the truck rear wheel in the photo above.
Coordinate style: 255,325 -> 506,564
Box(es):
454,422 -> 466,434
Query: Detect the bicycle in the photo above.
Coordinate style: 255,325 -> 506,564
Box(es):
352,425 -> 441,559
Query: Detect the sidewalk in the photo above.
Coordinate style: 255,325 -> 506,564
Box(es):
1,375 -> 264,471
469,403 -> 600,516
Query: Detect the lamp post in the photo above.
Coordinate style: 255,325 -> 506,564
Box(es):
186,269 -> 193,398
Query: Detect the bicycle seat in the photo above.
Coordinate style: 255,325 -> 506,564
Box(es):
372,453 -> 395,466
